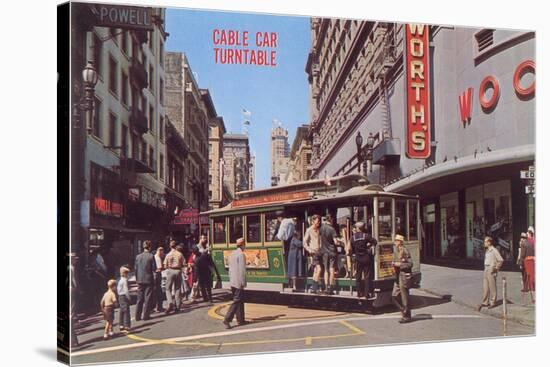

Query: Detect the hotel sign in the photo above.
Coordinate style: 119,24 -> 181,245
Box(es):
91,4 -> 154,31
405,24 -> 431,159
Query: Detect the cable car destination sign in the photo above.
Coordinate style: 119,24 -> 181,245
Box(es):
405,24 -> 431,159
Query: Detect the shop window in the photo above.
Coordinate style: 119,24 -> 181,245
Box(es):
229,216 -> 244,244
213,217 -> 226,244
246,215 -> 261,243
395,200 -> 407,238
408,201 -> 418,241
378,198 -> 392,242
265,212 -> 280,242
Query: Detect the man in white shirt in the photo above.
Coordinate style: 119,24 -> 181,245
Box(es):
223,238 -> 247,329
117,266 -> 131,331
153,247 -> 165,312
477,236 -> 503,311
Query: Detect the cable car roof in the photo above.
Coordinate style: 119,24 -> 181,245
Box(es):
202,175 -> 418,217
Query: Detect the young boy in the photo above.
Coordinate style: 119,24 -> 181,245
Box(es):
117,266 -> 131,332
100,279 -> 118,340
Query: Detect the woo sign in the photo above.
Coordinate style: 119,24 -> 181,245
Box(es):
405,24 -> 431,159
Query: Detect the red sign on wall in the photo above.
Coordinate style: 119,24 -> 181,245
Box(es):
93,197 -> 123,218
172,208 -> 199,225
405,24 -> 431,159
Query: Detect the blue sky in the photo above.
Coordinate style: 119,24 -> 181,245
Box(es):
165,7 -> 311,189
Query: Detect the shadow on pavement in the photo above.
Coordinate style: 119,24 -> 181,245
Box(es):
35,348 -> 57,361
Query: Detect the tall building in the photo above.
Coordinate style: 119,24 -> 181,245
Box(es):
249,153 -> 256,190
285,124 -> 312,184
271,125 -> 290,186
208,116 -> 227,209
306,19 -> 535,263
70,3 -> 170,310
222,133 -> 251,197
165,52 -> 210,213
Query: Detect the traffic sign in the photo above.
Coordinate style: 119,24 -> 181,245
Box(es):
525,185 -> 535,194
520,170 -> 535,179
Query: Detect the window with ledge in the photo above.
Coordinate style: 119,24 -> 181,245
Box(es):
159,153 -> 164,181
149,147 -> 154,168
108,55 -> 118,96
109,113 -> 117,151
121,124 -> 128,158
92,33 -> 103,77
121,72 -> 129,106
92,97 -> 102,139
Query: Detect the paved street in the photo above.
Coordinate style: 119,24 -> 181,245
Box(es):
70,264 -> 534,365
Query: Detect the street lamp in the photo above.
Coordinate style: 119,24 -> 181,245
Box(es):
355,131 -> 363,175
366,132 -> 375,173
74,61 -> 99,132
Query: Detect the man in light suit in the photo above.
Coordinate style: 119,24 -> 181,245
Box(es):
223,237 -> 247,329
134,240 -> 156,321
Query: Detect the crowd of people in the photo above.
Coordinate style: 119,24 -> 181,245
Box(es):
89,217 -> 536,338
98,235 -> 221,340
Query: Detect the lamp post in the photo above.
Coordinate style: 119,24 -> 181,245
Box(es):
355,131 -> 363,175
73,61 -> 99,131
366,132 -> 374,173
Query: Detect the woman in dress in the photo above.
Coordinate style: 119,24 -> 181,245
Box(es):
287,230 -> 303,291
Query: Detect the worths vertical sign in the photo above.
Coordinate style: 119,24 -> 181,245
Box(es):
405,24 -> 431,158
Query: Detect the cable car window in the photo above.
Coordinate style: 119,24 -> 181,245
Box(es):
409,200 -> 418,240
229,216 -> 244,244
265,212 -> 280,242
378,198 -> 392,241
246,215 -> 261,243
213,217 -> 226,244
395,200 -> 407,238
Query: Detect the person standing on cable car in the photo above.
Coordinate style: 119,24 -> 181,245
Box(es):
320,214 -> 338,295
276,212 -> 296,271
350,222 -> 377,299
304,214 -> 322,294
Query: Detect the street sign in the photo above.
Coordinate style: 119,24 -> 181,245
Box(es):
520,170 -> 535,179
525,185 -> 535,194
91,4 -> 154,31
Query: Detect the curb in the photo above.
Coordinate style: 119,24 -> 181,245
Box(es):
419,287 -> 535,328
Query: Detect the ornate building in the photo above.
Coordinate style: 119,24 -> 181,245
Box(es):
222,133 -> 251,197
208,116 -> 227,209
270,125 -> 290,186
165,52 -> 210,212
285,124 -> 312,184
305,18 -> 535,263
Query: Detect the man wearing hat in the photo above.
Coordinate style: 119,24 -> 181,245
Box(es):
350,222 -> 377,299
477,236 -> 503,311
223,237 -> 248,329
392,234 -> 413,323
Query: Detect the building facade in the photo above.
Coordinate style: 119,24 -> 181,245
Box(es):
285,124 -> 313,184
222,133 -> 251,197
165,52 -> 210,213
271,125 -> 290,186
306,19 -> 535,263
208,116 -> 227,209
70,3 -> 171,310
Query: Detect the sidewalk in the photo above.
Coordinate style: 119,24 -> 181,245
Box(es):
419,264 -> 535,327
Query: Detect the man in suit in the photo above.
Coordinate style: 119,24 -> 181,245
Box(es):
223,237 -> 247,329
134,240 -> 156,321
